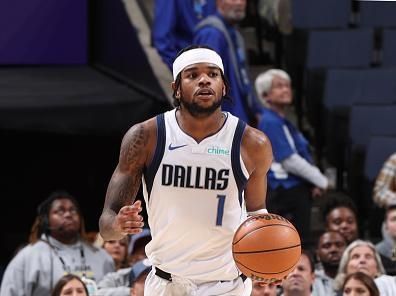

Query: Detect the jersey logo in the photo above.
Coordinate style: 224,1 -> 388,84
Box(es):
168,143 -> 188,151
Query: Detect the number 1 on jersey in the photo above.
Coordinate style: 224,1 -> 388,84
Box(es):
216,194 -> 226,226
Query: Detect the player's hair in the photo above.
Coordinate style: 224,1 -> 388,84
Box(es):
321,191 -> 358,224
342,272 -> 380,296
29,190 -> 88,244
51,274 -> 89,296
172,44 -> 231,107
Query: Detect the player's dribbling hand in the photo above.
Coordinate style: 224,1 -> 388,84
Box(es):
115,200 -> 144,235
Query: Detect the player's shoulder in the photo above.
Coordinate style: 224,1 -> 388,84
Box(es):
242,125 -> 271,149
120,115 -> 161,161
240,125 -> 273,172
122,116 -> 158,144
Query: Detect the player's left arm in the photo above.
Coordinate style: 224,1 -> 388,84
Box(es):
241,126 -> 273,212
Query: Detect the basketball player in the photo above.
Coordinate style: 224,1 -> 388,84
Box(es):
99,45 -> 273,295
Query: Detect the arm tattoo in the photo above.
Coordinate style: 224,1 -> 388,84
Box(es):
105,124 -> 149,212
120,124 -> 148,171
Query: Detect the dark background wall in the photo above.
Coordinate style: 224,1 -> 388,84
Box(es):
0,0 -> 87,64
0,131 -> 122,265
0,0 -> 169,268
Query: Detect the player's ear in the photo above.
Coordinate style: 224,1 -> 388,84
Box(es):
171,82 -> 181,98
222,86 -> 226,97
171,81 -> 177,91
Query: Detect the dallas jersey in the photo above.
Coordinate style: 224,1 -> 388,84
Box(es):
142,109 -> 249,282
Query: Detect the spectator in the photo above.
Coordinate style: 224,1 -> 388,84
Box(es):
153,0 -> 216,70
129,259 -> 152,296
322,192 -> 359,244
194,0 -> 262,125
335,240 -> 396,296
255,68 -> 328,243
375,205 -> 396,275
373,153 -> 396,208
51,274 -> 89,296
251,280 -> 278,295
128,228 -> 151,266
342,272 -> 380,296
257,0 -> 292,35
0,191 -> 114,296
96,258 -> 151,296
96,230 -> 151,296
102,237 -> 129,271
281,250 -> 316,296
313,231 -> 346,296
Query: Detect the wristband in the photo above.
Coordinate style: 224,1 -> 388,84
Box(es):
247,208 -> 268,216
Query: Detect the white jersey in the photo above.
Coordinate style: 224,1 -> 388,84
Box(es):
142,109 -> 249,282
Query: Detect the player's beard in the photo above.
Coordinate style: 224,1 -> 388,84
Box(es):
180,95 -> 224,118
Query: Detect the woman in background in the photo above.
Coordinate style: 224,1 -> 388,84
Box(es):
342,272 -> 379,296
51,274 -> 88,296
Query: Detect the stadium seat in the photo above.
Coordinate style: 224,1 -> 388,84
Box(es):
313,68 -> 396,183
370,106 -> 396,138
359,1 -> 396,28
348,105 -> 396,150
361,136 -> 396,239
291,0 -> 350,29
382,29 -> 396,67
365,136 -> 396,182
347,105 -> 396,195
306,29 -> 373,69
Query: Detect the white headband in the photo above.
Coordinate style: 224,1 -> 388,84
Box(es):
172,48 -> 224,80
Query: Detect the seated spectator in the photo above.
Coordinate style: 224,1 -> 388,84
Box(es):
96,257 -> 151,296
322,192 -> 359,244
96,229 -> 151,296
255,69 -> 328,243
375,205 -> 396,275
342,272 -> 380,296
373,153 -> 396,208
281,250 -> 315,296
335,240 -> 396,296
102,237 -> 129,271
51,274 -> 89,296
128,228 -> 151,266
129,259 -> 152,296
313,231 -> 347,296
0,190 -> 115,296
251,280 -> 278,295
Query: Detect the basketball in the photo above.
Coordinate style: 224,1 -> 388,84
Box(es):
232,213 -> 301,283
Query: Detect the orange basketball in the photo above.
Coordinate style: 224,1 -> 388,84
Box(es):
232,213 -> 301,283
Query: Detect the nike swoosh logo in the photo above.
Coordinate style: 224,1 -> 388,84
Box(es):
168,143 -> 188,150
